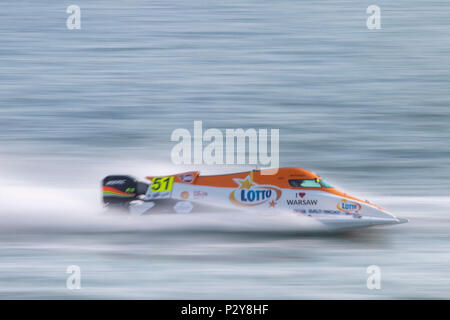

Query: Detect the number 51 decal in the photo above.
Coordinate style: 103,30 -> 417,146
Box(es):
150,176 -> 174,192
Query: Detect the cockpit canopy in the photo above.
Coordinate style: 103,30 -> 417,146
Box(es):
289,179 -> 333,188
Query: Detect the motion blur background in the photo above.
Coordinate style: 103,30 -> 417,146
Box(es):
0,0 -> 449,298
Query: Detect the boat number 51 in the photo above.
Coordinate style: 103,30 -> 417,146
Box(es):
151,176 -> 174,192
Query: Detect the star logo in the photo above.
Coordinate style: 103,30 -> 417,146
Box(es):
233,173 -> 254,190
269,200 -> 277,207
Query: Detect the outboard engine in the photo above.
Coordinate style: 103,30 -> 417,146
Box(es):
102,175 -> 148,210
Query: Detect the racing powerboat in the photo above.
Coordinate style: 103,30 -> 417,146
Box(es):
101,168 -> 407,229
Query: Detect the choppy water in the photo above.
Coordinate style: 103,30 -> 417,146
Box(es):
0,0 -> 450,298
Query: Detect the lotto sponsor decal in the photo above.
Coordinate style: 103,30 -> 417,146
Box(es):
229,173 -> 281,208
337,199 -> 362,214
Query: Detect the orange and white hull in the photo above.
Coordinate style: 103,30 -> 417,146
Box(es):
102,168 -> 407,230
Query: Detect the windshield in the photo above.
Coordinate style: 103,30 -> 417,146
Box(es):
319,179 -> 333,188
289,179 -> 321,188
289,179 -> 334,188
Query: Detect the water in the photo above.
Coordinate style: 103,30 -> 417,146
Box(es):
0,0 -> 450,298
